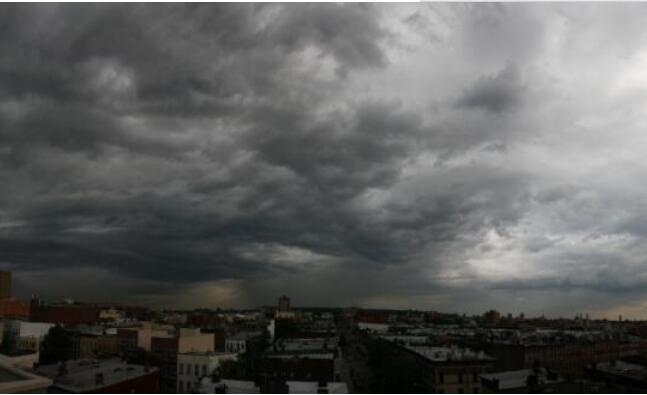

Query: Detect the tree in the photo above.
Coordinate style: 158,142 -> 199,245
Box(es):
217,358 -> 247,380
217,330 -> 271,381
1,325 -> 15,354
365,338 -> 431,393
274,319 -> 299,339
40,325 -> 72,365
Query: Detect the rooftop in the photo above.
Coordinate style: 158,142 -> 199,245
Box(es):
35,358 -> 156,392
227,331 -> 262,341
404,345 -> 494,363
0,360 -> 52,393
480,368 -> 564,390
595,360 -> 647,381
269,337 -> 338,354
198,378 -> 260,394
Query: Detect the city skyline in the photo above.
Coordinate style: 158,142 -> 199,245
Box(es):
3,3 -> 647,319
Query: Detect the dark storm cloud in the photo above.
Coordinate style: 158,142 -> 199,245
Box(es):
2,3 -> 647,317
456,63 -> 523,114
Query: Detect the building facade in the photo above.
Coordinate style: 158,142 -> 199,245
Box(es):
176,352 -> 237,393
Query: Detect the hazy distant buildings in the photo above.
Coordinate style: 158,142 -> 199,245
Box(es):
275,295 -> 296,320
278,296 -> 290,312
0,271 -> 11,299
29,298 -> 100,325
116,322 -> 174,353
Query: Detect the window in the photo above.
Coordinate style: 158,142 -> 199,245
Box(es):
438,373 -> 444,384
202,364 -> 207,377
473,372 -> 478,382
179,363 -> 184,375
458,373 -> 463,383
187,364 -> 191,376
178,381 -> 184,393
195,364 -> 199,376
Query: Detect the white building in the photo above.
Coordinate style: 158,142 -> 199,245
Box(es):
177,352 -> 238,393
5,321 -> 54,351
224,332 -> 260,354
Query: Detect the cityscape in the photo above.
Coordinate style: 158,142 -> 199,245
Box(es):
1,271 -> 647,393
3,2 -> 647,394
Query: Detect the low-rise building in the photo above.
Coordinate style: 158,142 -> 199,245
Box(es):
0,358 -> 52,393
422,347 -> 493,394
480,368 -> 564,393
151,328 -> 215,393
384,341 -> 494,394
176,352 -> 238,393
263,337 -> 340,382
4,321 -> 54,352
585,360 -> 647,391
70,333 -> 119,360
0,349 -> 40,370
29,300 -> 100,325
35,358 -> 159,393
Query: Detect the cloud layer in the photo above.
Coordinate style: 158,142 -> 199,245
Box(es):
2,3 -> 647,318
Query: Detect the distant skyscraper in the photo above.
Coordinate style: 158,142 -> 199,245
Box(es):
0,271 -> 11,299
278,295 -> 291,312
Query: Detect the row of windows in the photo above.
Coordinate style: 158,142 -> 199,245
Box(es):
178,363 -> 208,377
178,380 -> 193,393
226,341 -> 246,352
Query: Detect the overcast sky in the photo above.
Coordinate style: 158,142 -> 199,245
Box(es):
3,3 -> 647,318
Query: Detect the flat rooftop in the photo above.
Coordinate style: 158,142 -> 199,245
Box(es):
227,331 -> 262,341
404,345 -> 494,363
269,337 -> 339,353
596,360 -> 647,381
35,358 -> 157,392
480,369 -> 563,390
0,360 -> 52,393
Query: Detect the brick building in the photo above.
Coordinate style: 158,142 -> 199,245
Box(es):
30,299 -> 99,325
